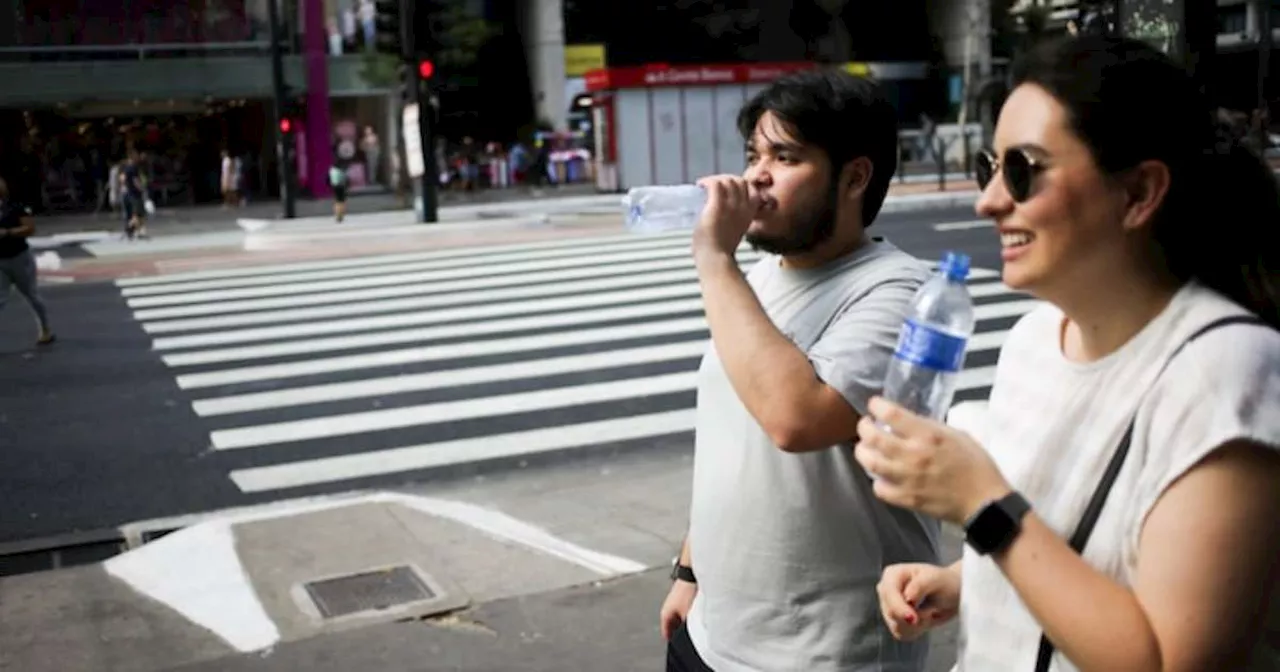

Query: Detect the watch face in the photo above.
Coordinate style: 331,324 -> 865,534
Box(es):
967,503 -> 1016,554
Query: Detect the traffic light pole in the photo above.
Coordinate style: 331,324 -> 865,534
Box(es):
411,66 -> 439,223
399,0 -> 438,223
266,0 -> 295,219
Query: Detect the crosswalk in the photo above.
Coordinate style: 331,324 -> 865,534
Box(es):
116,230 -> 1041,498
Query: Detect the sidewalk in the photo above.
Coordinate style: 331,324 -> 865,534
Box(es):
34,179 -> 979,241
0,449 -> 963,672
32,183 -> 603,240
33,180 -> 979,284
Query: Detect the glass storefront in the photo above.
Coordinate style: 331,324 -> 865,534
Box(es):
0,99 -> 274,212
324,94 -> 390,190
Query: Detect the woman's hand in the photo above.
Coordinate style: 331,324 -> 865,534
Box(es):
877,563 -> 962,641
854,396 -> 1011,525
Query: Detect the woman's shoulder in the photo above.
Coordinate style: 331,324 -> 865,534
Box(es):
1164,284 -> 1280,376
1138,286 -> 1280,506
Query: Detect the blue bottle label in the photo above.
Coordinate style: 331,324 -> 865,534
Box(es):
892,319 -> 968,373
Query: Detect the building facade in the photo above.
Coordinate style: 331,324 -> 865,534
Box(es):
0,0 -> 564,210
562,0 -> 946,124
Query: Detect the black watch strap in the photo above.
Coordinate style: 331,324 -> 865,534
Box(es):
670,558 -> 696,583
964,491 -> 1031,556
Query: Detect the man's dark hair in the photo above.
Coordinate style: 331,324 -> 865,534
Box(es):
737,68 -> 899,226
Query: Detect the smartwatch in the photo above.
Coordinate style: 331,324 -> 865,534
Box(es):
669,556 -> 696,583
963,491 -> 1032,556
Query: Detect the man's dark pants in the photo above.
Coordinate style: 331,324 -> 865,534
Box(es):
666,622 -> 714,672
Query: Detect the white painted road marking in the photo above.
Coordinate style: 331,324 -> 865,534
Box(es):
162,297 -> 707,366
174,316 -> 709,389
934,219 -> 992,231
229,410 -> 700,493
151,280 -> 705,350
210,371 -> 697,450
121,234 -> 695,297
116,228 -> 692,287
122,227 -> 1036,496
192,340 -> 711,417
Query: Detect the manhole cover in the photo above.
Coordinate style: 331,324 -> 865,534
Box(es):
303,565 -> 436,619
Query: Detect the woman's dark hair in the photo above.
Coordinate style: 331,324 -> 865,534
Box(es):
1013,35 -> 1280,327
737,68 -> 899,227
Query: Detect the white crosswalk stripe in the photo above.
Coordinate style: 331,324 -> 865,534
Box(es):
119,230 -> 1039,496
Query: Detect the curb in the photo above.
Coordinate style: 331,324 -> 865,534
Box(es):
102,491 -> 648,653
880,190 -> 980,214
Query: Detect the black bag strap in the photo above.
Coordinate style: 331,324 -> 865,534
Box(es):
1033,314 -> 1268,672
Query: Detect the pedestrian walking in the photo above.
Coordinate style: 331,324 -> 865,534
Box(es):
0,178 -> 54,346
361,126 -> 380,185
861,36 -> 1280,671
661,69 -> 938,672
220,150 -> 239,208
329,161 -> 348,222
121,152 -> 149,240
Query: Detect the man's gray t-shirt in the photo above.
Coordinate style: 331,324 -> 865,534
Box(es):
685,239 -> 941,672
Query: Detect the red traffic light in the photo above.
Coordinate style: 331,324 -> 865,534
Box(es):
279,118 -> 293,134
417,59 -> 435,80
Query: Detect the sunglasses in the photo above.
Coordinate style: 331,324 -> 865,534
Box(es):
975,148 -> 1047,203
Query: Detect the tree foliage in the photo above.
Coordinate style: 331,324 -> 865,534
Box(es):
421,0 -> 499,70
358,2 -> 498,88
991,0 -> 1053,58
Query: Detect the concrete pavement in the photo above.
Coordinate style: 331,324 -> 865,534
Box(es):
29,181 -> 980,286
31,180 -> 980,261
0,204 -> 1004,544
0,449 -> 965,672
31,174 -> 979,243
0,191 -> 991,672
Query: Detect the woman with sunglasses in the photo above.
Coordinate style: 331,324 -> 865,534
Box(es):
857,36 -> 1280,671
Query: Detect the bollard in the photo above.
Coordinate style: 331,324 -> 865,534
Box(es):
935,136 -> 949,191
963,131 -> 973,179
897,136 -> 908,183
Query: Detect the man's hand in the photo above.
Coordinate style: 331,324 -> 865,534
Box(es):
659,579 -> 698,641
692,175 -> 762,262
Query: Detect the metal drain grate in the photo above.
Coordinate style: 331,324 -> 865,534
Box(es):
303,565 -> 436,619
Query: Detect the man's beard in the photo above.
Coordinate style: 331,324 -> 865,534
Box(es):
744,180 -> 840,256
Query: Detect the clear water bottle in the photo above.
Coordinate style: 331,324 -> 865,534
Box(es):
881,251 -> 975,422
621,185 -> 707,233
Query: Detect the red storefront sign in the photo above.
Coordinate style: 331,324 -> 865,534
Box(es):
584,62 -> 819,91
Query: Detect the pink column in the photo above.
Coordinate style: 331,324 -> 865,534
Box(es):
303,0 -> 332,197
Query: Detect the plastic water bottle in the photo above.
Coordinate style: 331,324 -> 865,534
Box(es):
622,185 -> 707,233
881,252 -> 975,422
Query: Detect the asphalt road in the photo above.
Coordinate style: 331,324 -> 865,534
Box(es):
0,206 -> 1007,544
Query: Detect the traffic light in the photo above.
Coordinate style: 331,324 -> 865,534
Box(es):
397,61 -> 414,102
373,0 -> 405,57
397,58 -> 437,102
279,117 -> 293,134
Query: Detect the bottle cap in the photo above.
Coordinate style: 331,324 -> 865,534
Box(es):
940,251 -> 971,282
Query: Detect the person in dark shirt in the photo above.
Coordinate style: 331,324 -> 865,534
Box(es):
121,152 -> 149,240
0,177 -> 54,345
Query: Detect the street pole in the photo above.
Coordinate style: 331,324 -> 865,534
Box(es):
412,68 -> 439,223
1258,0 -> 1273,146
266,0 -> 295,219
1181,0 -> 1217,101
400,0 -> 438,223
974,0 -> 994,149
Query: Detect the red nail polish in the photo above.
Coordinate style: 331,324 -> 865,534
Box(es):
905,613 -> 917,625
